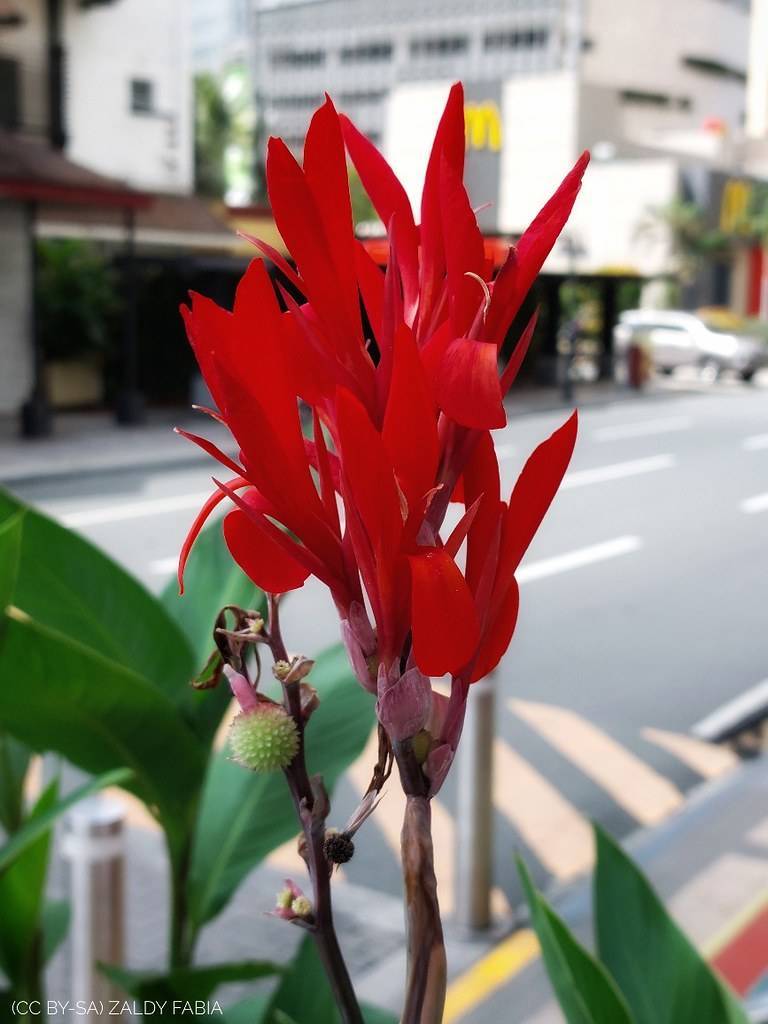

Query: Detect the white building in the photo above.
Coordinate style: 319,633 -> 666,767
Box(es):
0,0 -> 193,194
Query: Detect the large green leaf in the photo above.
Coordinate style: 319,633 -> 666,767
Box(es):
41,900 -> 70,964
0,489 -> 197,711
102,959 -> 282,1003
517,856 -> 634,1024
160,515 -> 265,744
0,768 -> 132,874
0,510 -> 23,609
187,644 -> 375,930
0,779 -> 58,988
0,611 -> 205,861
0,732 -> 31,834
594,825 -> 750,1024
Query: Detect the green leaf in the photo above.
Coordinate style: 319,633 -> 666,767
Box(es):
0,767 -> 132,874
0,489 -> 197,713
160,515 -> 265,743
220,996 -> 271,1024
266,936 -> 337,1024
0,611 -> 206,862
517,855 -> 634,1024
187,643 -> 375,929
0,509 -> 24,609
362,1006 -> 398,1023
594,825 -> 750,1024
0,779 -> 59,986
0,732 -> 31,834
41,900 -> 70,964
101,959 -> 282,1003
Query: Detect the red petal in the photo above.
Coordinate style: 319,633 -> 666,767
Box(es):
469,579 -> 520,682
444,496 -> 481,559
500,308 -> 539,396
439,152 -> 486,337
178,476 -> 249,593
223,509 -> 310,593
336,387 -> 402,554
498,411 -> 578,580
418,83 -> 465,338
355,241 -> 385,346
340,113 -> 419,313
462,432 -> 502,593
409,548 -> 480,677
174,427 -> 243,478
237,230 -> 304,294
382,324 -> 439,511
437,338 -> 505,429
486,152 -> 589,344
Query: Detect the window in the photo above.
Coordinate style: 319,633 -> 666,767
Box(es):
340,41 -> 392,63
270,93 -> 325,109
270,48 -> 325,68
338,89 -> 387,104
619,89 -> 691,110
410,35 -> 469,58
130,78 -> 154,114
0,58 -> 19,130
682,56 -> 746,82
484,27 -> 549,51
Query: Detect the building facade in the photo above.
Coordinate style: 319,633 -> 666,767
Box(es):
0,0 -> 192,194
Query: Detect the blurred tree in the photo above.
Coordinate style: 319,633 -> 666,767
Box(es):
194,73 -> 231,198
348,167 -> 376,228
36,239 -> 120,361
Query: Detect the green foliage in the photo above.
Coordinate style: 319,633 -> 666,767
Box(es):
518,825 -> 750,1024
101,960 -> 283,1004
0,488 -> 379,1013
195,73 -> 232,198
36,239 -> 120,361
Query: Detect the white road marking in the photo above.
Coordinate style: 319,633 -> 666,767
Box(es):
511,699 -> 683,826
641,727 -> 738,779
517,536 -> 642,584
562,453 -> 676,489
743,434 -> 768,451
692,678 -> 768,741
593,416 -> 691,442
741,492 -> 768,514
61,492 -> 210,528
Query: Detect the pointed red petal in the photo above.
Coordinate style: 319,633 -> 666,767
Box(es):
237,230 -> 304,294
439,152 -> 486,337
355,241 -> 385,346
486,152 -> 589,344
444,496 -> 482,560
382,324 -> 439,511
178,476 -> 249,593
223,509 -> 310,593
437,338 -> 506,429
174,428 -> 243,478
469,579 -> 520,682
499,411 -> 578,579
462,431 -> 502,593
499,308 -> 539,396
409,547 -> 480,677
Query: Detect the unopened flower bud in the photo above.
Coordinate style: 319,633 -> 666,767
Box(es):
229,705 -> 299,772
291,895 -> 312,917
273,660 -> 291,680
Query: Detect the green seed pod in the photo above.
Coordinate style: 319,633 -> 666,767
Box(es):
229,705 -> 299,772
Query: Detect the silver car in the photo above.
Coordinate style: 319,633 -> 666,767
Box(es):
613,309 -> 768,381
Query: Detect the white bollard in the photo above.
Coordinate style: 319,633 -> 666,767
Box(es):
62,796 -> 125,1012
455,674 -> 495,931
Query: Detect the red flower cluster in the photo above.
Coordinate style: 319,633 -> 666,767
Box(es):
179,83 -> 587,791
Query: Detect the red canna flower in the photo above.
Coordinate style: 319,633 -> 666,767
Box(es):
178,82 -> 587,787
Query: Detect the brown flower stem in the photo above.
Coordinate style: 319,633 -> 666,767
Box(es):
395,743 -> 447,1024
267,595 -> 363,1024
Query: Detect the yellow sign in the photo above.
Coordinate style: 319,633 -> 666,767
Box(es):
464,102 -> 502,152
720,178 -> 752,233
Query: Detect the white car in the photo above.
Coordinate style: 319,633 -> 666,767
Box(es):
613,309 -> 768,381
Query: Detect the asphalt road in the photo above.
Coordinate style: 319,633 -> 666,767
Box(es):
8,378 -> 768,936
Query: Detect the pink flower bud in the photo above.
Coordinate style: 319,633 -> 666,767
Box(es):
223,665 -> 258,713
376,666 -> 433,742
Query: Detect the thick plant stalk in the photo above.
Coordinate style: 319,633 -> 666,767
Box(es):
401,795 -> 447,1024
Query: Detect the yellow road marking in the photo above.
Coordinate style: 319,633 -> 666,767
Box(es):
642,726 -> 738,779
443,929 -> 540,1023
511,699 -> 683,826
493,738 -> 593,880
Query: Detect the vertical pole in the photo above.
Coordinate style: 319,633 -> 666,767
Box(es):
455,675 -> 495,931
63,797 -> 125,1011
20,201 -> 52,438
45,0 -> 66,150
115,206 -> 145,424
599,276 -> 617,381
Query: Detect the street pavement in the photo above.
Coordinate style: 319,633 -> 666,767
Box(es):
4,372 -> 768,1019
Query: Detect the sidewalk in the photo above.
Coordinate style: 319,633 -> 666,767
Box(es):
0,378 -> 681,485
434,753 -> 768,1024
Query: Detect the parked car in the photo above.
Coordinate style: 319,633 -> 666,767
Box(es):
613,309 -> 768,381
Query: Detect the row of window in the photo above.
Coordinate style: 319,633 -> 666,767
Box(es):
269,88 -> 387,110
619,89 -> 692,111
269,26 -> 552,68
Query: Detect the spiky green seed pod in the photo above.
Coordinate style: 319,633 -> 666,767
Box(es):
229,705 -> 299,772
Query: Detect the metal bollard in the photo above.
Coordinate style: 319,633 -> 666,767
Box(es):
62,796 -> 125,1011
455,674 -> 495,931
